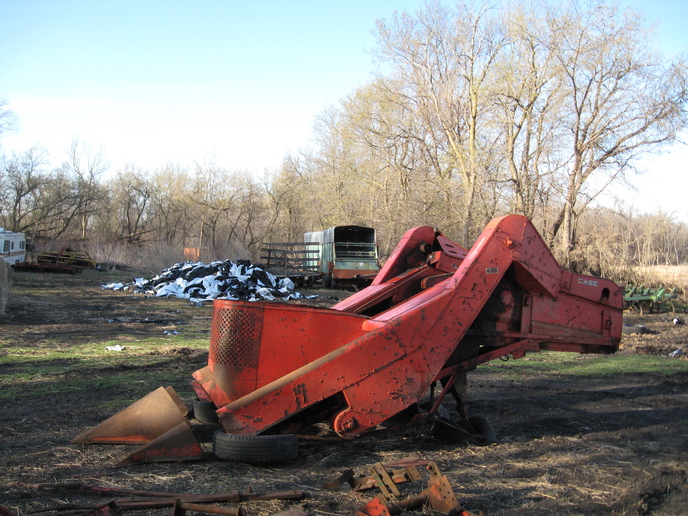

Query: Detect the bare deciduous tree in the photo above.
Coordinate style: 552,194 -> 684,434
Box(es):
58,139 -> 110,239
371,1 -> 508,240
0,98 -> 16,141
0,147 -> 49,233
541,2 -> 688,265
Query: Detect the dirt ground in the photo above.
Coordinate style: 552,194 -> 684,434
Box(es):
1,270 -> 688,515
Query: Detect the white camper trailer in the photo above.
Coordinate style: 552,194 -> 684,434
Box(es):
0,228 -> 26,265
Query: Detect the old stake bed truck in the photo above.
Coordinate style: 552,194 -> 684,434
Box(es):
261,225 -> 379,288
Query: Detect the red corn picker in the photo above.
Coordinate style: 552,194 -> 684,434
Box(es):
73,215 -> 623,464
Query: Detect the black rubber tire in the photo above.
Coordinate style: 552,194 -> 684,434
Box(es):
213,431 -> 299,464
192,399 -> 219,423
467,415 -> 497,446
430,415 -> 496,446
430,417 -> 472,444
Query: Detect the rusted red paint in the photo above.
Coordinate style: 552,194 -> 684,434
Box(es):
191,215 -> 622,439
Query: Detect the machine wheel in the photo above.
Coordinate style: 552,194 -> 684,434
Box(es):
467,415 -> 497,445
213,431 -> 299,464
430,415 -> 496,446
192,399 -> 219,423
639,300 -> 655,315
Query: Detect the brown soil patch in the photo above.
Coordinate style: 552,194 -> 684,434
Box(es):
1,271 -> 687,515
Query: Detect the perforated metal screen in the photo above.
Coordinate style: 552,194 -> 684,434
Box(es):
209,307 -> 261,368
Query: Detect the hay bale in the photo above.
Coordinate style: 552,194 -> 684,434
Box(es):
0,259 -> 10,314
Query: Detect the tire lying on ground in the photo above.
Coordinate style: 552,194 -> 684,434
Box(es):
213,431 -> 299,464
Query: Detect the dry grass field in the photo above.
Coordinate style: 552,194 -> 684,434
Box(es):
633,265 -> 688,292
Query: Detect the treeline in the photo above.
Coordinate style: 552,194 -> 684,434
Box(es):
2,143 -> 687,277
1,0 -> 687,280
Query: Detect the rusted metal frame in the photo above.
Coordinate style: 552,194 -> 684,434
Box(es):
369,226 -> 438,285
30,500 -> 243,514
427,371 -> 459,419
130,491 -> 305,504
355,461 -> 464,516
76,215 -> 623,463
172,500 -> 244,516
435,339 -> 542,381
326,459 -> 428,494
351,466 -> 424,493
356,493 -> 430,516
334,264 -> 439,314
369,463 -> 403,502
322,469 -> 356,490
357,484 -> 466,516
34,483 -> 305,505
467,330 -> 617,348
215,323 -> 415,437
28,505 -> 111,514
435,328 -> 617,383
35,482 -> 193,498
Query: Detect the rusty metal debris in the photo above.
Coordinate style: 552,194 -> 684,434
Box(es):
322,469 -> 356,490
172,500 -> 243,516
342,459 -> 479,516
14,246 -> 96,274
32,483 -> 305,516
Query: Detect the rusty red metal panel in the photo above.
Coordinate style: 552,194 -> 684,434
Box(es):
204,215 -> 622,439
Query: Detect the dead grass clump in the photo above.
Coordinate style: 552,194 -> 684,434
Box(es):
83,240 -> 247,275
82,240 -> 186,274
634,265 -> 688,293
149,346 -> 204,358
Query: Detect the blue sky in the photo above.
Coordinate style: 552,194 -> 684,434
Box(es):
1,0 -> 686,218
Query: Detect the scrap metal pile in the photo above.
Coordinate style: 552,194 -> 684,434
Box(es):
103,259 -> 313,302
13,246 -> 96,274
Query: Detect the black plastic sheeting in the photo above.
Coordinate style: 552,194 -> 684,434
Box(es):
102,259 -> 314,302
